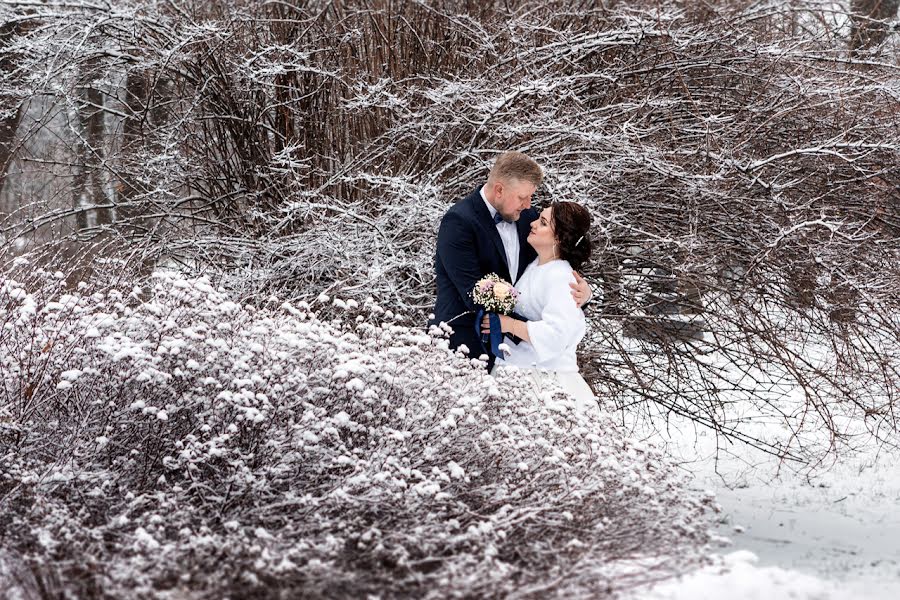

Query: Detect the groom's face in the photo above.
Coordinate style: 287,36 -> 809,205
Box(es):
494,178 -> 536,222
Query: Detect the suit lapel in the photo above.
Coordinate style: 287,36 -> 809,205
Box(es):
470,191 -> 512,282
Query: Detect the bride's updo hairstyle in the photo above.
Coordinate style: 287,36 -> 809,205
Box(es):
551,201 -> 592,271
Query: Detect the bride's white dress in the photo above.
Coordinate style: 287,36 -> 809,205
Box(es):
493,258 -> 596,412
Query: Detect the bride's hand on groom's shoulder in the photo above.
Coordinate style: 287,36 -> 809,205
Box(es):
570,271 -> 592,308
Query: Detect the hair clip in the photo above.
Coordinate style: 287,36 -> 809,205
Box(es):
575,235 -> 584,246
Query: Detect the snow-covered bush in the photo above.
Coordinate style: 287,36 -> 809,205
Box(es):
0,270 -> 715,598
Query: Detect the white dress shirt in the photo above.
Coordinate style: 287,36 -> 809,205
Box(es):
480,186 -> 520,283
494,258 -> 585,372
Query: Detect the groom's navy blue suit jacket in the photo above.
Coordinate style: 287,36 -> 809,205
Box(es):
431,187 -> 538,361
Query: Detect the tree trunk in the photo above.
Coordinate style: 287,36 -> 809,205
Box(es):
115,68 -> 174,275
117,70 -> 150,236
71,81 -> 107,233
0,23 -> 26,199
85,83 -> 112,227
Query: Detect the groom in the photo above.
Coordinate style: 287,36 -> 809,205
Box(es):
430,151 -> 590,365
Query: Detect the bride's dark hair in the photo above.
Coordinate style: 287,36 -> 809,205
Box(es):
551,201 -> 592,270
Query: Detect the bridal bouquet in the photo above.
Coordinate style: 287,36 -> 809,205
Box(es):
472,274 -> 519,314
472,274 -> 519,358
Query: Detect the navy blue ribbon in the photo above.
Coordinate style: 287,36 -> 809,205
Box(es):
474,309 -> 504,357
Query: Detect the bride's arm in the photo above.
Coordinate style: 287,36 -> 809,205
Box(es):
502,268 -> 584,361
499,314 -> 531,343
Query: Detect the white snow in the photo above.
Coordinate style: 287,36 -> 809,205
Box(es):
447,461 -> 465,479
133,527 -> 160,550
628,404 -> 900,600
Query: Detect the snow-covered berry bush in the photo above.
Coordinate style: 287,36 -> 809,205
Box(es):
0,270 -> 715,598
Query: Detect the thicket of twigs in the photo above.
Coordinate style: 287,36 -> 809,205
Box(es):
0,269 -> 716,598
0,2 -> 898,453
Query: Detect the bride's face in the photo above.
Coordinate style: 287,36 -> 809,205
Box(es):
527,207 -> 556,252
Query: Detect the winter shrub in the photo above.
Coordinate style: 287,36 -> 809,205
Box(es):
0,269 -> 715,598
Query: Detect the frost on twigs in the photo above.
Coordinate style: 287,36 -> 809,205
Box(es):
0,270 -> 714,598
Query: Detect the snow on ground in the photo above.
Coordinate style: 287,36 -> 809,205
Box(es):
642,551 -> 848,599
624,408 -> 900,599
593,325 -> 900,599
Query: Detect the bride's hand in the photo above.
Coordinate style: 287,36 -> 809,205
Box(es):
481,314 -> 511,334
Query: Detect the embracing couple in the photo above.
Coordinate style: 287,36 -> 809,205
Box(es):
430,151 -> 595,410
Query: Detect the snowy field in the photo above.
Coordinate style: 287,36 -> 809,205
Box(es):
629,408 -> 900,599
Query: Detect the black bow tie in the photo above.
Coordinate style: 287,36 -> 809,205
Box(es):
493,212 -> 506,225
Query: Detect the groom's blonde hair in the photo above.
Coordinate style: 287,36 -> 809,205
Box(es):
488,151 -> 543,187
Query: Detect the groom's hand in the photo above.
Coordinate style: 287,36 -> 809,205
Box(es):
481,315 -> 491,334
570,271 -> 592,308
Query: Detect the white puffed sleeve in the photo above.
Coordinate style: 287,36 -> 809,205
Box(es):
524,264 -> 585,363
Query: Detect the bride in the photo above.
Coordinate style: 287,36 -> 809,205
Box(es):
483,201 -> 595,411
